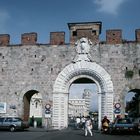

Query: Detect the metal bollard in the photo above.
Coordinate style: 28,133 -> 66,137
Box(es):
34,120 -> 37,128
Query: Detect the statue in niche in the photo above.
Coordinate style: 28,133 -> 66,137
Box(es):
73,37 -> 93,62
75,37 -> 92,54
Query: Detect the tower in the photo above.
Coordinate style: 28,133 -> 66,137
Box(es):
68,21 -> 102,45
83,89 -> 91,113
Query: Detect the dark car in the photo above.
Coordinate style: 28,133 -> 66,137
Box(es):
109,118 -> 137,134
0,117 -> 29,132
138,123 -> 140,134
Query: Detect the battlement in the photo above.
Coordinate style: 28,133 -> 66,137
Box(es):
106,29 -> 122,44
0,34 -> 10,46
0,22 -> 140,46
50,32 -> 65,45
21,32 -> 37,45
68,21 -> 102,45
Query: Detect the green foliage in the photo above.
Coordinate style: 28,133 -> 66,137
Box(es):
125,70 -> 134,78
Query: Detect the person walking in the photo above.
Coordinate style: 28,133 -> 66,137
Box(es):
76,116 -> 81,129
84,116 -> 93,136
81,116 -> 86,129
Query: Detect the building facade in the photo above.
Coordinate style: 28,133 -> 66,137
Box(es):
68,89 -> 91,117
68,99 -> 87,117
0,22 -> 140,130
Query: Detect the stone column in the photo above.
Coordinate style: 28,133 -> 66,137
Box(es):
52,93 -> 68,129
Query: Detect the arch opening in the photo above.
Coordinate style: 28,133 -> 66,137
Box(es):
23,90 -> 43,127
72,77 -> 95,84
68,77 -> 98,129
125,89 -> 140,120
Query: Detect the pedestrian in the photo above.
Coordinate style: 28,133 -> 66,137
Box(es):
81,116 -> 86,129
84,116 -> 93,136
76,116 -> 81,129
31,116 -> 34,127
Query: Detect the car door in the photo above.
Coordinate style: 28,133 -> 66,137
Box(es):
0,118 -> 5,129
3,117 -> 12,129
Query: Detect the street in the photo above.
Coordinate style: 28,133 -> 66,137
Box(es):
0,128 -> 139,140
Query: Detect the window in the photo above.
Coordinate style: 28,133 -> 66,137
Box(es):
0,118 -> 4,122
92,30 -> 96,35
5,118 -> 12,122
117,119 -> 131,124
13,118 -> 21,122
72,31 -> 77,36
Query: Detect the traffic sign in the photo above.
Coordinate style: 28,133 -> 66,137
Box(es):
114,108 -> 121,114
114,103 -> 121,109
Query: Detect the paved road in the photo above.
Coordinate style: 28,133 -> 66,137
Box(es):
0,128 -> 139,140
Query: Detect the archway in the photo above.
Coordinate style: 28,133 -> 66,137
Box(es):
23,90 -> 42,121
29,93 -> 43,127
52,61 -> 114,130
23,90 -> 39,122
125,89 -> 140,119
68,77 -> 98,129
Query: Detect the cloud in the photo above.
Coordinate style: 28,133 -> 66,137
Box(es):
0,10 -> 10,33
94,0 -> 127,15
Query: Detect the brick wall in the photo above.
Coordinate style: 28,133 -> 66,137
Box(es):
106,30 -> 122,44
68,22 -> 102,45
50,32 -> 65,45
70,29 -> 99,45
21,32 -> 37,45
135,29 -> 140,42
0,34 -> 10,46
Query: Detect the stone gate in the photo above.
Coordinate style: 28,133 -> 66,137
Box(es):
53,60 -> 114,129
0,21 -> 140,129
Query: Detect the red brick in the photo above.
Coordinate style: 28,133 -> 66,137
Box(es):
21,32 -> 37,45
106,30 -> 122,44
0,34 -> 10,46
50,32 -> 65,45
135,29 -> 140,42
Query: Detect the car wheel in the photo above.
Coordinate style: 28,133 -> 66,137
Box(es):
10,126 -> 16,132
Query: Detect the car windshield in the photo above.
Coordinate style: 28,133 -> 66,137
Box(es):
117,119 -> 131,124
13,118 -> 22,122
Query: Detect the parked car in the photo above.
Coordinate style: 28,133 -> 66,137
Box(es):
0,117 -> 29,132
109,118 -> 137,134
138,123 -> 140,134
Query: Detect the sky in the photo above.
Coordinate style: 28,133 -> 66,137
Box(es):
0,0 -> 140,44
0,0 -> 138,112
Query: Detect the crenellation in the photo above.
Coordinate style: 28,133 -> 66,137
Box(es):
50,32 -> 65,45
0,26 -> 140,46
106,29 -> 122,44
135,29 -> 140,42
21,32 -> 37,45
0,34 -> 10,46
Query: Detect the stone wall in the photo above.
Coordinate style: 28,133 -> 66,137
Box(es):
0,42 -> 140,119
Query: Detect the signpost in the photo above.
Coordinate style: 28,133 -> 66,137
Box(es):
44,104 -> 52,129
114,103 -> 121,117
45,104 -> 51,118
